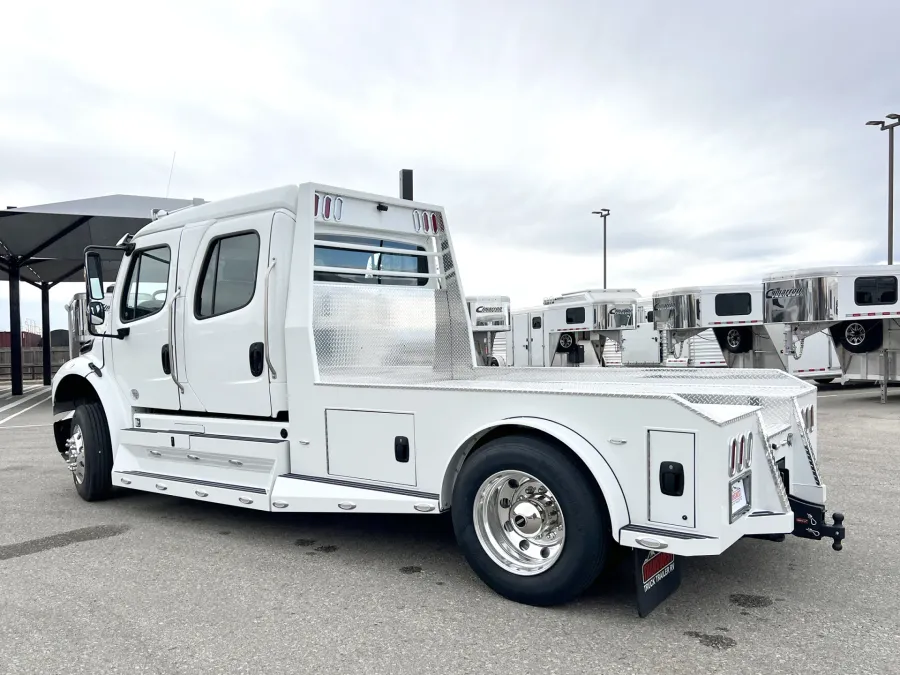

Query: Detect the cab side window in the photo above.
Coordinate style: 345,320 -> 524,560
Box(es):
121,246 -> 171,322
195,232 -> 261,319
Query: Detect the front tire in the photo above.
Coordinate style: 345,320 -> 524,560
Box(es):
452,434 -> 610,606
70,401 -> 114,502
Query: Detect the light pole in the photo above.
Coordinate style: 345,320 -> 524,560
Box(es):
866,114 -> 900,264
592,208 -> 610,288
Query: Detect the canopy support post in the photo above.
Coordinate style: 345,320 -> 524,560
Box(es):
8,262 -> 22,395
41,282 -> 51,386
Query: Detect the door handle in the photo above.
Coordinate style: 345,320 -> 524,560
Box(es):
161,344 -> 171,375
249,342 -> 264,377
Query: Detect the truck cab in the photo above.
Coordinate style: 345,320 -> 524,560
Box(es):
51,182 -> 846,615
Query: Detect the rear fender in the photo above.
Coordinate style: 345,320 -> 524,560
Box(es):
442,416 -> 630,538
52,358 -> 129,455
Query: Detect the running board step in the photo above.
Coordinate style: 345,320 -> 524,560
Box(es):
270,474 -> 440,514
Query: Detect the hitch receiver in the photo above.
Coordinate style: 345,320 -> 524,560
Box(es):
789,496 -> 846,551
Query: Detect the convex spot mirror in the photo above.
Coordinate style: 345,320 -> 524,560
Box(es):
85,252 -> 105,301
88,301 -> 106,326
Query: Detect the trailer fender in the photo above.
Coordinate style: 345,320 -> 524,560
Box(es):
441,416 -> 630,536
52,358 -> 129,457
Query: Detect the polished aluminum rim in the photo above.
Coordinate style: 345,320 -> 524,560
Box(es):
845,322 -> 865,346
67,424 -> 86,484
726,328 -> 741,348
473,470 -> 565,576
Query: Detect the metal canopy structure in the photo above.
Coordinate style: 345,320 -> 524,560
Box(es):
0,194 -> 202,394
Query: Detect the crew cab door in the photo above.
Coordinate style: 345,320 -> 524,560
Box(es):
179,212 -> 273,417
110,230 -> 183,411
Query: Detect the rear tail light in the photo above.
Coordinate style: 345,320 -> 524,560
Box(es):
746,433 -> 753,468
411,210 -> 443,235
739,435 -> 745,471
801,405 -> 816,432
314,193 -> 343,221
729,438 -> 738,477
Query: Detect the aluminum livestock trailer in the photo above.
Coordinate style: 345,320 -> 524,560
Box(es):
653,283 -> 841,382
764,264 -> 900,401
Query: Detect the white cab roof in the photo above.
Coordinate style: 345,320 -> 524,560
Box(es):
133,183 -> 447,240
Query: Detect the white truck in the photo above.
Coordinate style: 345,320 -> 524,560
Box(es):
51,183 -> 845,616
765,264 -> 900,401
466,295 -> 510,366
505,289 -> 661,367
653,283 -> 842,382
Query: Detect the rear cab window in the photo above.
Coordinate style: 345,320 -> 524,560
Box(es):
313,234 -> 428,286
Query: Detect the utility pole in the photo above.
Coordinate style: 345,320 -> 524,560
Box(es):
866,115 -> 899,264
592,209 -> 611,288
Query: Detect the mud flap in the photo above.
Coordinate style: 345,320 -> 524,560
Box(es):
634,548 -> 682,618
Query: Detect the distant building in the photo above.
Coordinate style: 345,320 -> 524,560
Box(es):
0,331 -> 42,348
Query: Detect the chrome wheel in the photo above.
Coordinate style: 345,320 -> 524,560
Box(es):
726,328 -> 741,349
845,322 -> 865,347
65,424 -> 86,484
473,470 -> 566,576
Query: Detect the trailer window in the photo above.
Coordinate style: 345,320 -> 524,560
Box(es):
121,246 -> 171,323
195,232 -> 261,319
314,235 -> 427,286
565,307 -> 586,324
714,292 -> 752,316
532,317 -> 541,329
855,276 -> 898,305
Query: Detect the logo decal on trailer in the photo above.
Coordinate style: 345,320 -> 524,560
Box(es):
766,288 -> 803,299
641,551 -> 675,592
476,306 -> 503,313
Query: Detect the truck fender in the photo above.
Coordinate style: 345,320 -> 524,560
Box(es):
52,358 -> 129,456
441,416 -> 630,536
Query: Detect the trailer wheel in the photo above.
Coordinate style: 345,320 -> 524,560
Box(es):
488,356 -> 500,367
452,434 -> 609,606
557,332 -> 575,352
831,320 -> 882,354
69,401 -> 114,502
814,377 -> 835,385
713,326 -> 752,354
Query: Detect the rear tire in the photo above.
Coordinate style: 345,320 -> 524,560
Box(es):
814,377 -> 835,385
451,434 -> 610,606
71,401 -> 114,502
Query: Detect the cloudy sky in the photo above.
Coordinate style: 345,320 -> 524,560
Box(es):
1,0 -> 898,331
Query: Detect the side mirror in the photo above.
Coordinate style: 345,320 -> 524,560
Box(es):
85,252 -> 105,301
88,301 -> 106,326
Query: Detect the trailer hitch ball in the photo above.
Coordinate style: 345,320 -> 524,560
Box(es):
831,512 -> 845,551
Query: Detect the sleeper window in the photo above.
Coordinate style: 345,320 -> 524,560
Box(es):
195,232 -> 261,319
855,276 -> 897,306
121,246 -> 171,323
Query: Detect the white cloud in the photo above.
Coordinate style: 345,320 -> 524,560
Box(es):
1,0 -> 898,327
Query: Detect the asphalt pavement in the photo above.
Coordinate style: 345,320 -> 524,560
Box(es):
0,383 -> 897,674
